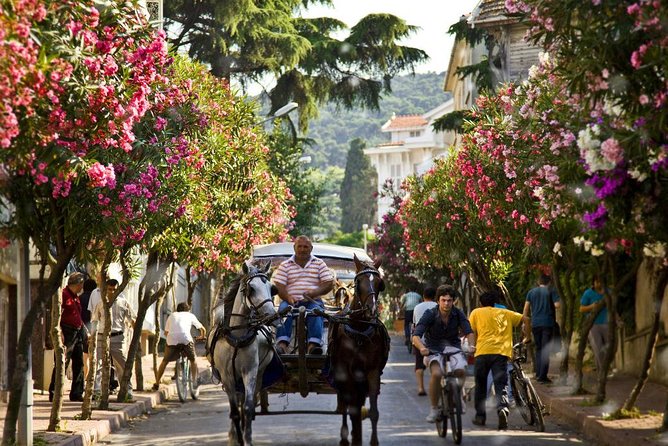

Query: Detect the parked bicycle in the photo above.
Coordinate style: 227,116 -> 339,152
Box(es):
433,349 -> 465,444
509,341 -> 547,432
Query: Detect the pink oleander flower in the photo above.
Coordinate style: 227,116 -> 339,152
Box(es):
87,162 -> 116,188
600,138 -> 624,165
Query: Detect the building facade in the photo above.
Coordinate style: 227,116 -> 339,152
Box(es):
364,100 -> 456,223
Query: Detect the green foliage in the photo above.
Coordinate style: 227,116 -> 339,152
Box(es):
448,16 -> 488,46
164,0 -> 428,130
323,230 -> 370,249
309,166 -> 344,239
455,59 -> 494,91
265,127 -> 323,238
432,109 -> 472,133
304,72 -> 450,169
339,139 -> 377,233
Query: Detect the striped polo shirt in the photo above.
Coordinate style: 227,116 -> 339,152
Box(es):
273,255 -> 334,302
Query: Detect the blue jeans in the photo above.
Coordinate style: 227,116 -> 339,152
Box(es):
276,299 -> 324,345
532,326 -> 553,381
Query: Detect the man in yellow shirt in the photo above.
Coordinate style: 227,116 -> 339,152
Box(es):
469,290 -> 529,430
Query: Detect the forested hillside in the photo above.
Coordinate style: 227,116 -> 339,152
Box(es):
303,72 -> 451,168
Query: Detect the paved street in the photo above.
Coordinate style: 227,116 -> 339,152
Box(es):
97,336 -> 589,445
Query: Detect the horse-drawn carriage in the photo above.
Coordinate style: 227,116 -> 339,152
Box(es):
207,242 -> 390,446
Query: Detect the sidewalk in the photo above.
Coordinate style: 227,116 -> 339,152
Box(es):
534,367 -> 668,446
0,352 -> 212,446
2,338 -> 667,446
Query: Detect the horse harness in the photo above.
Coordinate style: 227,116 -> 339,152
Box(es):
208,271 -> 274,386
353,268 -> 383,319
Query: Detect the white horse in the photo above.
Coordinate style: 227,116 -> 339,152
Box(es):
209,261 -> 281,446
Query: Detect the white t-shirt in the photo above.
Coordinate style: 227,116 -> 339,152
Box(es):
413,301 -> 438,325
165,311 -> 204,346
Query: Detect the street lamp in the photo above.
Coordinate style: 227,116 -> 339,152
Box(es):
362,223 -> 369,252
258,101 -> 298,125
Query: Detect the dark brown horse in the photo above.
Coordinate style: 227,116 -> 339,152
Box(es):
328,255 -> 390,446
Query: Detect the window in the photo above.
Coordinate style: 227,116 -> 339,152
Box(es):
390,164 -> 402,190
409,130 -> 422,138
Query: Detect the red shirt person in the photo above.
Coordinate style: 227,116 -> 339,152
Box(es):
49,272 -> 86,402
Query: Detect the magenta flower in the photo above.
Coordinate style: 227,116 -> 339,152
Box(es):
583,203 -> 608,229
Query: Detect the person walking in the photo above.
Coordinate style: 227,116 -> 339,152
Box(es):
412,285 -> 475,422
579,275 -> 609,372
400,287 -> 422,351
412,285 -> 437,396
274,236 -> 334,355
91,279 -> 136,399
469,290 -> 529,429
49,272 -> 86,402
522,273 -> 560,383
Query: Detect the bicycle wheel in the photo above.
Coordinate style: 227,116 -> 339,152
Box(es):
447,380 -> 463,445
435,386 -> 447,438
175,357 -> 187,403
511,373 -> 534,425
525,382 -> 545,432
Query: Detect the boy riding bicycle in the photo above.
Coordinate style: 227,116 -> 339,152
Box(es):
412,285 -> 475,422
153,303 -> 206,391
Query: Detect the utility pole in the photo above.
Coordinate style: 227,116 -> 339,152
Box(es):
17,238 -> 32,446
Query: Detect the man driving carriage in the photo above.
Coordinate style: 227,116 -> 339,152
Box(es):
274,236 -> 334,355
412,285 -> 475,423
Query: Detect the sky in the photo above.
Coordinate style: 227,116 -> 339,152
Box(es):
302,0 -> 481,74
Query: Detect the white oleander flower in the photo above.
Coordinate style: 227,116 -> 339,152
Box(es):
643,242 -> 667,258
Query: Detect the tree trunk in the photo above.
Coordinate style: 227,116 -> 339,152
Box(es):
551,258 -> 578,383
620,265 -> 667,412
98,298 -> 113,410
2,254 -> 71,446
152,292 -> 166,383
134,352 -> 144,392
117,254 -> 173,403
47,291 -> 64,431
572,307 -> 597,395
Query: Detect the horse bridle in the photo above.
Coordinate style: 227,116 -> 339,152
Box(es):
240,271 -> 273,313
353,268 -> 382,318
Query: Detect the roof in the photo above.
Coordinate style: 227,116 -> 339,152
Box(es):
381,114 -> 428,131
471,0 -> 517,27
251,242 -> 372,272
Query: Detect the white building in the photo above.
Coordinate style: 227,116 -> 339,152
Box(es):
363,99 -> 456,223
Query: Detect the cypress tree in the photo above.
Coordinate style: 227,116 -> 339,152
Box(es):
340,138 -> 377,233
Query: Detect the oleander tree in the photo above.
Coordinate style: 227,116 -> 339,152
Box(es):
0,1 -> 185,440
508,0 -> 667,407
0,1 -> 290,441
114,56 -> 292,403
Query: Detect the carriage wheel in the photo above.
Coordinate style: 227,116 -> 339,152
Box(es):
297,306 -> 308,397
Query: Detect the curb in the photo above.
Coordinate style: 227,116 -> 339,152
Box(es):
54,377 -> 191,446
533,382 -> 667,446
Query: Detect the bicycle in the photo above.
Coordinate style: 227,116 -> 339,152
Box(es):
509,341 -> 547,432
174,339 -> 204,403
433,349 -> 465,445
